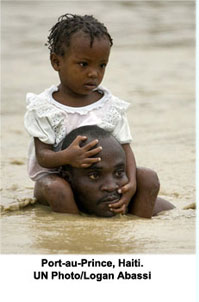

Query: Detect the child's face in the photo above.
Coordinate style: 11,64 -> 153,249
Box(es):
69,137 -> 128,217
51,31 -> 111,97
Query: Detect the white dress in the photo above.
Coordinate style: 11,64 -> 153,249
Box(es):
24,85 -> 132,181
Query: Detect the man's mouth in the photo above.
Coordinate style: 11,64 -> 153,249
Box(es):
98,194 -> 121,205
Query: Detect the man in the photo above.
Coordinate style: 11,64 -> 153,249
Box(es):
61,125 -> 174,218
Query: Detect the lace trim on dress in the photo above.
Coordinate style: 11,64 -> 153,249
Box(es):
45,85 -> 110,115
98,97 -> 129,132
27,85 -> 130,115
26,93 -> 67,145
25,85 -> 130,145
44,85 -> 130,115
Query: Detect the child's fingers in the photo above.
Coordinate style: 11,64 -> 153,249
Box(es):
80,157 -> 101,168
108,198 -> 124,209
72,135 -> 87,145
83,139 -> 99,151
86,146 -> 102,157
110,204 -> 126,214
118,184 -> 130,194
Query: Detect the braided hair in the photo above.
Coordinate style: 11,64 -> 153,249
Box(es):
46,13 -> 113,56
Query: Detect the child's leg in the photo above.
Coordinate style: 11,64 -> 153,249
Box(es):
152,197 -> 175,216
128,167 -> 174,218
34,174 -> 79,214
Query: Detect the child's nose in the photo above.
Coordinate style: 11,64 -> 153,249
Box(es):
87,68 -> 98,78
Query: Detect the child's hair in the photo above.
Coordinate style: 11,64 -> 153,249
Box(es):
46,13 -> 113,56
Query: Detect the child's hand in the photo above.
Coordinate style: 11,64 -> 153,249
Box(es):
64,135 -> 102,168
109,182 -> 136,214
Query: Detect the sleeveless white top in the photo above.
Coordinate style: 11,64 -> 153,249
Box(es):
24,85 -> 132,180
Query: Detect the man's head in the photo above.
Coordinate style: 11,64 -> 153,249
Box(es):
61,125 -> 128,217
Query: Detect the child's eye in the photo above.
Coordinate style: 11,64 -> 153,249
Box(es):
79,62 -> 88,67
100,63 -> 106,69
115,170 -> 125,178
88,172 -> 99,180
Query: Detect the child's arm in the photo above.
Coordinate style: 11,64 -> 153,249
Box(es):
34,136 -> 102,169
122,143 -> 137,190
109,143 -> 137,214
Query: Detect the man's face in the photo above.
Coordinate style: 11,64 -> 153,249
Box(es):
70,137 -> 128,217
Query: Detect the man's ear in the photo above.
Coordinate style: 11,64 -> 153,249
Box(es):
50,53 -> 61,71
61,169 -> 73,183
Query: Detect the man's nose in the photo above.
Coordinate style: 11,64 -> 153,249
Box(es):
100,177 -> 119,192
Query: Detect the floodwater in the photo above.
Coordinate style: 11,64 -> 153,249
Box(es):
1,205 -> 195,254
0,1 -> 196,254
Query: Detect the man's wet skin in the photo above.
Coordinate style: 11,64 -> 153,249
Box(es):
69,136 -> 128,217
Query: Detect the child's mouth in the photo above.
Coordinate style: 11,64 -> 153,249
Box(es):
84,83 -> 97,90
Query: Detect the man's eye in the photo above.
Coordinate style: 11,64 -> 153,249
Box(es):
88,172 -> 99,180
79,62 -> 88,67
100,63 -> 106,68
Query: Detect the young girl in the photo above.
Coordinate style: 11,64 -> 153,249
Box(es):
24,13 -> 172,217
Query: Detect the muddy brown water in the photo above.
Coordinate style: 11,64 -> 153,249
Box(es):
1,1 -> 195,254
